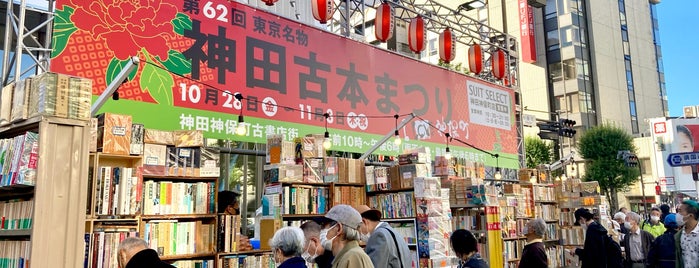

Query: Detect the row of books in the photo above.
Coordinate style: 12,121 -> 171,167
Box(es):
368,192 -> 416,219
332,186 -> 366,209
0,200 -> 33,230
451,209 -> 484,231
560,227 -> 585,246
219,254 -> 273,268
0,132 -> 39,187
504,239 -> 526,261
517,187 -> 534,218
94,166 -> 141,216
533,185 -> 556,202
535,204 -> 560,221
142,181 -> 216,215
143,220 -> 215,257
547,246 -> 562,268
281,186 -> 328,215
217,215 -> 242,253
172,259 -> 215,268
0,240 -> 30,268
544,223 -> 558,240
84,229 -> 138,268
386,221 -> 418,245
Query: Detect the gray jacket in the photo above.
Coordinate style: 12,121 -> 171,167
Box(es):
365,222 -> 412,268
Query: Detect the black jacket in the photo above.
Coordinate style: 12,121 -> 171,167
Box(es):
648,229 -> 678,268
278,256 -> 308,268
575,221 -> 608,268
518,241 -> 547,268
314,250 -> 334,268
125,249 -> 175,268
621,229 -> 654,268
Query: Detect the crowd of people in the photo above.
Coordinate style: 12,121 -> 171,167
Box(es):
115,192 -> 699,268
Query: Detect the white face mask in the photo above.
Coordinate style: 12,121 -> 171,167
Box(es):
320,224 -> 339,252
522,225 -> 529,236
301,241 -> 318,263
624,222 -> 632,230
359,232 -> 371,243
651,216 -> 660,223
676,214 -> 685,227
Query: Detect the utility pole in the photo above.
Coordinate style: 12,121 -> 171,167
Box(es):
618,150 -> 646,216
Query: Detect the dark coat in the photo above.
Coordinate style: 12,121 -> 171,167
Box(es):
278,256 -> 308,268
314,251 -> 334,268
621,228 -> 654,268
124,249 -> 175,268
575,221 -> 609,268
518,241 -> 548,268
648,229 -> 677,268
459,253 -> 489,268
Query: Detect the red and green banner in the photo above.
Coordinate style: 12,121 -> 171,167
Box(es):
50,0 -> 519,168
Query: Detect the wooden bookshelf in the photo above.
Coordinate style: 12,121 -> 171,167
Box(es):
217,249 -> 272,257
159,252 -> 217,261
0,229 -> 32,237
140,214 -> 217,220
503,236 -> 526,241
281,214 -> 324,219
366,187 -> 414,195
142,175 -> 218,181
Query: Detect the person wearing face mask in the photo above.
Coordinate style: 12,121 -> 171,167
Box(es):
450,229 -> 488,268
615,211 -> 630,235
642,207 -> 667,238
648,213 -> 678,268
518,218 -> 548,268
217,190 -> 253,251
116,237 -> 174,268
622,212 -> 654,268
300,220 -> 333,268
354,205 -> 411,268
318,204 -> 374,268
675,200 -> 699,268
573,208 -> 622,268
269,227 -> 308,268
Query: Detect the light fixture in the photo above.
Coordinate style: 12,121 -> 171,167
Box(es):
323,113 -> 332,149
234,93 -> 246,136
494,153 -> 502,180
458,0 -> 486,11
289,0 -> 296,7
393,114 -> 402,145
444,133 -> 452,159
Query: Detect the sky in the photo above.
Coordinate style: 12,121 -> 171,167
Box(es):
656,1 -> 699,117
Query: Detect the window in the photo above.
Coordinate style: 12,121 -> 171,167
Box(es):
618,0 -> 626,14
621,28 -> 629,42
545,0 -> 557,19
563,58 -> 576,80
547,30 -> 560,46
549,62 -> 563,82
429,38 -> 437,56
626,70 -> 633,86
629,101 -> 637,116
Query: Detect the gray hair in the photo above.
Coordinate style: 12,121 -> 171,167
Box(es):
613,212 -> 627,221
300,220 -> 321,240
343,224 -> 361,241
118,237 -> 148,254
529,218 -> 547,237
270,227 -> 305,257
627,211 -> 642,224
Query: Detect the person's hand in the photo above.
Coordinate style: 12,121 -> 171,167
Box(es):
574,248 -> 583,256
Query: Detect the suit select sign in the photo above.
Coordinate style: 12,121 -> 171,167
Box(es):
50,0 -> 518,164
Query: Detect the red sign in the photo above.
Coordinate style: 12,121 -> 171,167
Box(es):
50,0 -> 517,155
654,122 -> 667,134
518,0 -> 536,63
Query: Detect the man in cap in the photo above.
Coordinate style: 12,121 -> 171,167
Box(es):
355,205 -> 411,268
319,204 -> 374,268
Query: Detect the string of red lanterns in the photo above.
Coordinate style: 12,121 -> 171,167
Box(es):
408,16 -> 426,53
439,28 -> 455,63
311,0 -> 333,24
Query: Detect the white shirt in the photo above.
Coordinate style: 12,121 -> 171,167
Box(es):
681,222 -> 699,268
628,228 -> 644,261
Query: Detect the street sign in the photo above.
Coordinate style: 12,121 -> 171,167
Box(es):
666,152 -> 699,167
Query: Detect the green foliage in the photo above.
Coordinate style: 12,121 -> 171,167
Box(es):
140,61 -> 174,105
51,7 -> 77,58
172,12 -> 192,35
577,124 -> 639,210
105,57 -> 139,85
524,136 -> 552,168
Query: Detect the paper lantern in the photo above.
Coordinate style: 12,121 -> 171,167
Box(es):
408,16 -> 426,53
312,0 -> 333,24
374,2 -> 394,42
261,0 -> 278,6
439,28 -> 456,63
492,49 -> 506,79
468,44 -> 483,74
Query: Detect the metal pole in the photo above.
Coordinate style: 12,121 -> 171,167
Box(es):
639,161 -> 647,217
359,113 -> 416,160
693,165 -> 699,201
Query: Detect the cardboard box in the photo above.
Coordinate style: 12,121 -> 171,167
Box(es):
279,165 -> 303,182
10,78 -> 30,122
55,73 -> 70,118
323,157 -> 338,183
0,82 -> 13,125
89,118 -> 98,152
97,113 -> 132,155
144,129 -> 175,145
143,143 -> 167,175
197,147 -> 220,177
29,72 -> 58,117
130,124 -> 144,155
399,164 -> 429,188
389,165 -> 401,189
174,130 -> 204,147
303,158 -> 323,183
68,76 -> 92,120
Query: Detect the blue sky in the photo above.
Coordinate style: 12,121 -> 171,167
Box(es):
657,1 -> 699,117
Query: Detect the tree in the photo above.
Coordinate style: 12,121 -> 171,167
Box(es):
525,136 -> 553,168
578,124 -> 639,211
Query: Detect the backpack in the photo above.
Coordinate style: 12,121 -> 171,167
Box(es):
604,234 -> 624,268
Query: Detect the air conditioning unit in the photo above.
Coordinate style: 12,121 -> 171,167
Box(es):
683,106 -> 697,118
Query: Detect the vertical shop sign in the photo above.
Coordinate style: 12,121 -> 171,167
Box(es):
519,0 -> 536,63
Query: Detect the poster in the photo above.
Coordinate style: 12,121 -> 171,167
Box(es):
650,118 -> 699,193
50,0 -> 518,167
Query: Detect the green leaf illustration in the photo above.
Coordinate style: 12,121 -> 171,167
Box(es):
51,6 -> 77,58
158,50 -> 191,75
140,62 -> 174,105
172,12 -> 192,35
105,57 -> 139,86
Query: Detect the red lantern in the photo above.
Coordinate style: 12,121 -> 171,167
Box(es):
439,28 -> 455,63
492,49 -> 506,79
408,16 -> 426,53
374,2 -> 394,42
468,44 -> 483,74
261,0 -> 278,6
312,0 -> 333,24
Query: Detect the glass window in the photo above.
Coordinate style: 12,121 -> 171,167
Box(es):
626,70 -> 633,86
563,58 -> 576,80
625,59 -> 632,70
629,101 -> 637,116
547,30 -> 560,46
631,117 -> 639,134
618,0 -> 626,14
621,28 -> 629,42
545,0 -> 557,19
222,142 -> 266,237
429,38 -> 438,56
623,42 -> 630,56
549,62 -> 562,82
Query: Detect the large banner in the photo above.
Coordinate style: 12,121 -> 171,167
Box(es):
650,118 -> 699,193
50,0 -> 518,167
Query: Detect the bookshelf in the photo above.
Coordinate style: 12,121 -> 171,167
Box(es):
0,116 -> 91,268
